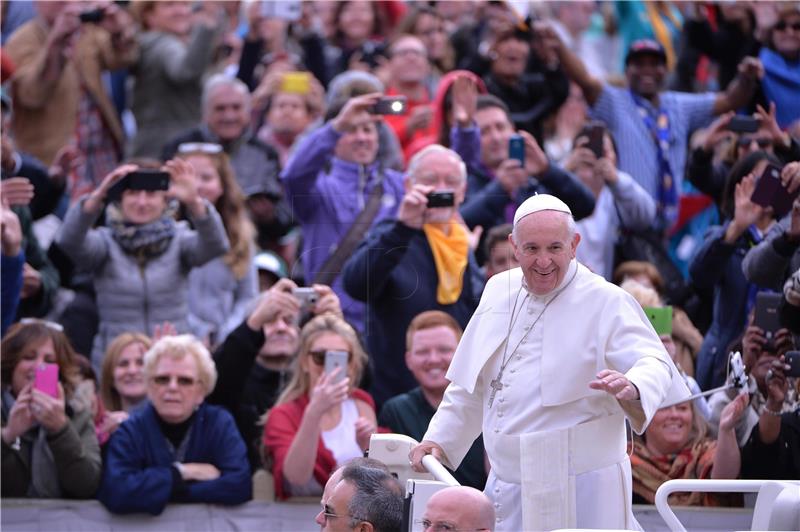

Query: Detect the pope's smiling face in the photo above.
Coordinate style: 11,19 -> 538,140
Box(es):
511,210 -> 579,295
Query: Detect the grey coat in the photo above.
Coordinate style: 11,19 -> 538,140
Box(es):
56,199 -> 229,369
741,214 -> 800,290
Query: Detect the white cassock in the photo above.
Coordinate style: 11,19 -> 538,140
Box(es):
423,261 -> 690,531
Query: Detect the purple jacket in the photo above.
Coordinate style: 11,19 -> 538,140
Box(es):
280,123 -> 405,332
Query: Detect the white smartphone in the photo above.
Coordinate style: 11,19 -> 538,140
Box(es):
324,350 -> 349,382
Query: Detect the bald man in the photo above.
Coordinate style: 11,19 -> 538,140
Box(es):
422,486 -> 495,532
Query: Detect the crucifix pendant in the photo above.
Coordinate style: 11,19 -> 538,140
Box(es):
488,374 -> 504,408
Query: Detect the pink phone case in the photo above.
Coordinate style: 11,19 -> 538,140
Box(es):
34,363 -> 59,398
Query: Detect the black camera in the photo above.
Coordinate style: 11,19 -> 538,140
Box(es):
79,8 -> 105,23
427,191 -> 455,208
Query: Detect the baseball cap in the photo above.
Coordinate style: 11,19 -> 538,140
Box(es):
254,251 -> 288,279
625,39 -> 667,66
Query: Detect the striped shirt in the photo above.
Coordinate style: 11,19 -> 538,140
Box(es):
590,84 -> 716,200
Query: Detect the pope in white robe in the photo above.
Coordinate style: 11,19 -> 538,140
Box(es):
410,194 -> 690,531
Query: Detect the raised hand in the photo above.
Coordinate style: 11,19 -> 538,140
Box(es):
589,369 -> 639,401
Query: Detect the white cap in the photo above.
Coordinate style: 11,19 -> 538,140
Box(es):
513,194 -> 572,226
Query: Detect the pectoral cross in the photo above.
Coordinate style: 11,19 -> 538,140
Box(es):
488,374 -> 504,408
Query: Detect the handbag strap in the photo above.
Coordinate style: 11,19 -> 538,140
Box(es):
313,169 -> 385,286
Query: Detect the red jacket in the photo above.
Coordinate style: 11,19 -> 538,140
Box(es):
262,388 -> 376,500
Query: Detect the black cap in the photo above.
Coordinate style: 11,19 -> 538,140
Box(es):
625,39 -> 667,66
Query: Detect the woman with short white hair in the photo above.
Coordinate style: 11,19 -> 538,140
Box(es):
98,335 -> 251,514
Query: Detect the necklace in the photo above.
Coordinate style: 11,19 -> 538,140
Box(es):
487,266 -> 579,408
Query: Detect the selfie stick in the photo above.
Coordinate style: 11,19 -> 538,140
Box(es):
660,351 -> 748,408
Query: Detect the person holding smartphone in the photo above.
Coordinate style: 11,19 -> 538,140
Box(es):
1,320 -> 101,498
262,314 -> 376,500
54,161 -> 229,372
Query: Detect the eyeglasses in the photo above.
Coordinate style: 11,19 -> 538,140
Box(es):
20,318 -> 64,332
737,136 -> 772,148
309,350 -> 352,366
774,21 -> 800,32
177,142 -> 223,154
151,375 -> 198,387
319,504 -> 365,523
414,519 -> 489,532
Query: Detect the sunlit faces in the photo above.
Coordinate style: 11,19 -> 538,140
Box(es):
407,151 -> 466,224
147,355 -> 205,424
267,92 -> 312,137
625,55 -> 666,99
406,326 -> 458,394
511,211 -> 579,296
205,85 -> 250,143
302,332 -> 354,386
12,338 -> 56,396
183,154 -> 224,205
475,106 -> 515,170
258,311 -> 300,359
646,402 -> 693,456
333,111 -> 379,165
143,1 -> 192,37
120,188 -> 167,225
317,477 -> 358,532
113,342 -> 147,404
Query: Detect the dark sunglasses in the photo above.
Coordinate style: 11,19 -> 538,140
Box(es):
774,21 -> 800,32
737,136 -> 772,148
309,350 -> 352,366
151,375 -> 197,387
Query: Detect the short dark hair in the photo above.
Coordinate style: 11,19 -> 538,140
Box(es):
476,94 -> 512,124
484,223 -> 513,259
341,465 -> 404,532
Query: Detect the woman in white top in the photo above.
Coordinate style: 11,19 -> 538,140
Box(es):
263,314 -> 377,499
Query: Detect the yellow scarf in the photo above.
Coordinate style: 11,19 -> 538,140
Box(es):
645,1 -> 682,71
423,222 -> 469,305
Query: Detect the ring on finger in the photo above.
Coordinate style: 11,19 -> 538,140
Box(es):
766,369 -> 774,381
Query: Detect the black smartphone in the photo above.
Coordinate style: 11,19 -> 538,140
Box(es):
126,170 -> 171,191
753,292 -> 782,352
785,351 -> 800,378
79,8 -> 105,23
751,163 -> 797,219
371,96 -> 407,115
509,134 -> 525,165
586,124 -> 606,158
727,115 -> 759,133
427,191 -> 455,208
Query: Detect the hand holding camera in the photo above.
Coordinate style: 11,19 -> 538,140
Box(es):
331,93 -> 383,134
397,183 -> 435,230
83,163 -> 140,214
247,278 -> 301,330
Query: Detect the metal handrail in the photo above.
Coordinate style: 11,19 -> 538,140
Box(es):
655,479 -> 774,532
421,455 -> 459,487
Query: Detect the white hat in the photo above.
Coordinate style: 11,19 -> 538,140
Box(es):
513,194 -> 572,226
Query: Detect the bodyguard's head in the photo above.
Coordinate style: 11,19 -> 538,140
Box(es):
422,486 -> 495,532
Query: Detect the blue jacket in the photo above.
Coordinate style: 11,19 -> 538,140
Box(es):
1,252 -> 24,336
281,123 -> 405,333
98,402 -> 251,515
342,220 -> 484,408
689,222 -> 762,390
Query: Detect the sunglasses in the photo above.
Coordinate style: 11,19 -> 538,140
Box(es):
774,21 -> 800,32
151,375 -> 198,387
309,350 -> 352,366
177,142 -> 223,154
737,136 -> 772,148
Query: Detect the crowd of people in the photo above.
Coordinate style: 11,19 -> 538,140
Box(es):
1,0 -> 799,529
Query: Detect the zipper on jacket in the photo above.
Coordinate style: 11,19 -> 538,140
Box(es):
139,263 -> 150,337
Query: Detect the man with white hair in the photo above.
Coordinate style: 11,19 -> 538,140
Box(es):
410,194 -> 689,531
343,145 -> 484,408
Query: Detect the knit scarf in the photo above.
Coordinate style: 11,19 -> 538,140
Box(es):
423,222 -> 469,305
106,201 -> 178,263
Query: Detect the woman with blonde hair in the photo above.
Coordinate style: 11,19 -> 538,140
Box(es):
99,335 -> 251,514
262,314 -> 377,499
177,143 -> 257,346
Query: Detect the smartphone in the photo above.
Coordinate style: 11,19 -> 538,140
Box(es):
281,72 -> 311,95
586,124 -> 606,158
509,134 -> 525,165
34,363 -> 59,398
644,306 -> 672,336
293,287 -> 319,308
79,8 -> 105,23
324,350 -> 349,382
126,170 -> 171,191
751,163 -> 798,219
727,115 -> 759,134
371,96 -> 407,115
785,351 -> 800,378
753,292 -> 782,351
426,191 -> 455,208
261,0 -> 302,21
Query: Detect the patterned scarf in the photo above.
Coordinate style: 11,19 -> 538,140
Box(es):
106,201 -> 178,263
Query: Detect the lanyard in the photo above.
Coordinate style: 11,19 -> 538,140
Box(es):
630,91 -> 678,224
